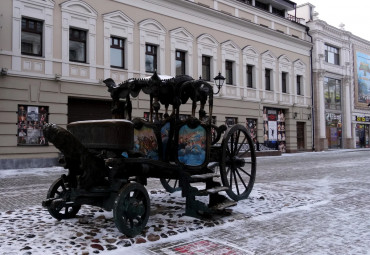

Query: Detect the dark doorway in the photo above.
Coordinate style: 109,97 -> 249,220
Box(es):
68,98 -> 112,123
297,122 -> 305,151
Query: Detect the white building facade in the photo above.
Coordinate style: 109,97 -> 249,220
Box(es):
0,0 -> 312,168
295,3 -> 370,150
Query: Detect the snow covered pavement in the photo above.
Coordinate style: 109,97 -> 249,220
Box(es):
1,150 -> 370,254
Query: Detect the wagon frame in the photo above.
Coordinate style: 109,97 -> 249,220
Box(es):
42,72 -> 256,237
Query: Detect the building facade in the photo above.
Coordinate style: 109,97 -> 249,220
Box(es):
0,0 -> 312,169
295,3 -> 370,150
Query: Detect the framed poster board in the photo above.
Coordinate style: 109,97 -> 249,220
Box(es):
354,49 -> 370,109
17,105 -> 48,146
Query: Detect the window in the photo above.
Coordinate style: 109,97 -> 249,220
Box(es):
145,44 -> 157,73
282,72 -> 288,93
110,37 -> 125,68
247,65 -> 253,88
255,1 -> 269,10
225,117 -> 238,127
265,69 -> 271,90
272,7 -> 284,17
297,75 -> 302,95
176,50 -> 186,76
17,105 -> 48,146
21,18 -> 43,56
202,56 -> 211,81
69,28 -> 86,63
325,44 -> 339,65
324,77 -> 341,110
226,60 -> 233,85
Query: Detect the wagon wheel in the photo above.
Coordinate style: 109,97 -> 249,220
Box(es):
220,124 -> 256,201
46,177 -> 81,220
113,183 -> 150,237
160,178 -> 181,193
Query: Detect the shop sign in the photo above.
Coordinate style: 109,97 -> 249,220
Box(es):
355,116 -> 370,122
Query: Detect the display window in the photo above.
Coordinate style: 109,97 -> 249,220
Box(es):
263,107 -> 286,152
17,105 -> 48,146
325,112 -> 342,149
246,118 -> 257,143
356,124 -> 369,148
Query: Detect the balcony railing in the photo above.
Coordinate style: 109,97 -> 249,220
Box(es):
235,0 -> 305,24
286,13 -> 305,23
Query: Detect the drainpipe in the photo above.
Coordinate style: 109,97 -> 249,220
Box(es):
306,26 -> 315,151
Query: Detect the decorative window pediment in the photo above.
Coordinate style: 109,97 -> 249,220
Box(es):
221,40 -> 240,53
170,27 -> 193,41
242,46 -> 259,57
197,34 -> 219,47
294,59 -> 306,69
60,0 -> 97,18
20,0 -> 55,7
139,19 -> 166,34
278,55 -> 291,64
102,10 -> 134,27
262,50 -> 277,61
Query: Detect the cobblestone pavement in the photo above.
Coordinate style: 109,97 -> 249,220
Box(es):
0,150 -> 370,254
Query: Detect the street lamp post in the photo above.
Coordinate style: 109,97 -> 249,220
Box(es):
213,72 -> 225,95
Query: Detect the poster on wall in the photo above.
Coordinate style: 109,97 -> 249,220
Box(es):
246,118 -> 257,143
263,107 -> 286,152
17,105 -> 48,146
354,50 -> 370,108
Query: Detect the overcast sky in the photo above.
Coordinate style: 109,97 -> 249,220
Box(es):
293,0 -> 370,42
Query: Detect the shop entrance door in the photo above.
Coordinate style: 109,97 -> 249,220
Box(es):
297,122 -> 305,151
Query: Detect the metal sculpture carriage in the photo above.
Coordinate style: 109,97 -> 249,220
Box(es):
42,72 -> 256,237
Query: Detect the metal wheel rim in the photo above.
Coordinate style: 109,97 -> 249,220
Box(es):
114,183 -> 150,237
220,124 -> 256,201
160,178 -> 181,193
46,177 -> 81,220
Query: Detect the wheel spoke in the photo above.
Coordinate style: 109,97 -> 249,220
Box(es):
236,137 -> 247,155
226,147 -> 232,158
230,133 -> 234,155
234,131 -> 240,154
173,179 -> 178,189
232,169 -> 240,195
136,216 -> 143,224
238,167 -> 252,177
129,219 -> 134,228
60,182 -> 66,192
235,168 -> 248,190
229,167 -> 233,188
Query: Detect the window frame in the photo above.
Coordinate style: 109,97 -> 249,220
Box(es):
247,64 -> 254,88
110,36 -> 125,69
225,116 -> 238,127
145,44 -> 157,73
202,55 -> 211,81
325,44 -> 340,65
324,77 -> 341,110
265,68 -> 271,91
226,60 -> 233,85
69,28 -> 87,63
175,50 -> 186,76
21,17 -> 43,57
282,72 -> 288,93
296,75 -> 302,95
